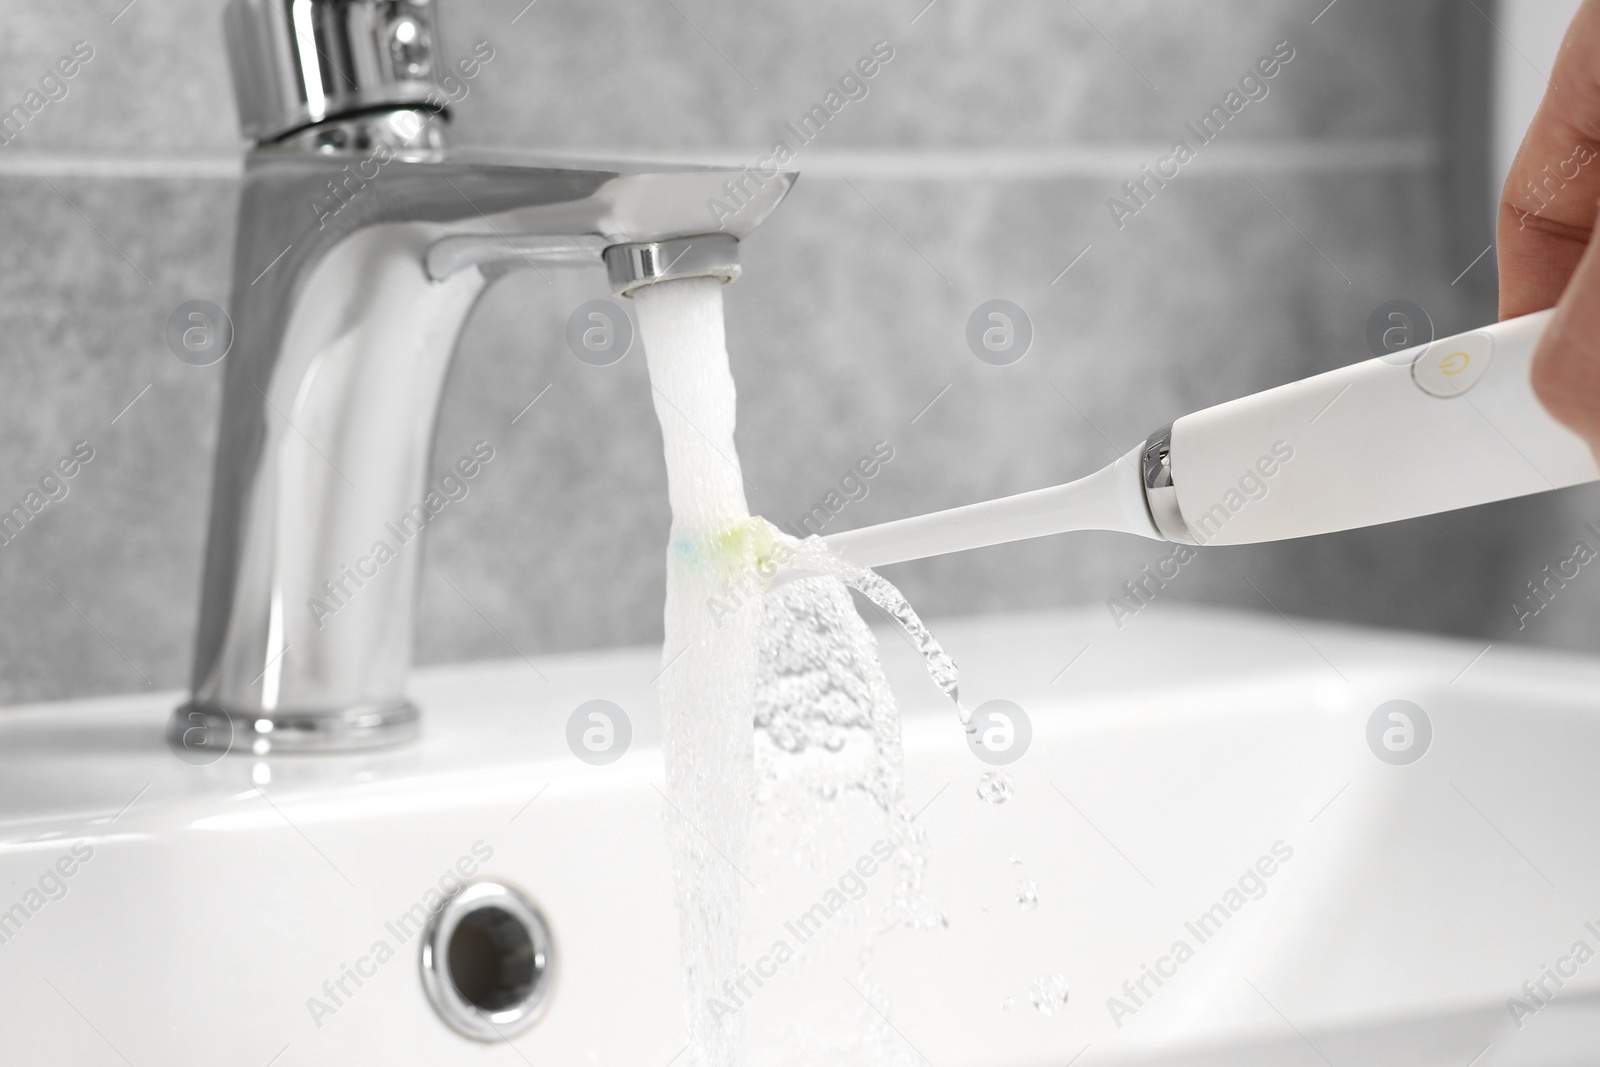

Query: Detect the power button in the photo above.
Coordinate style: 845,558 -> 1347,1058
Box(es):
1411,332 -> 1493,398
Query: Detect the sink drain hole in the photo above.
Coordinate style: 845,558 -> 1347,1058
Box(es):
422,881 -> 555,1040
447,905 -> 538,1011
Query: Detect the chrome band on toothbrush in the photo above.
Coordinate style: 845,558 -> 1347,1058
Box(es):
605,234 -> 740,296
1141,425 -> 1197,545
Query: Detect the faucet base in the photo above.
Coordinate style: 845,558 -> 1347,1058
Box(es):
168,699 -> 421,758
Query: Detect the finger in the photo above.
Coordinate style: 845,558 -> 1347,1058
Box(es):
1531,228 -> 1600,453
1498,0 -> 1600,320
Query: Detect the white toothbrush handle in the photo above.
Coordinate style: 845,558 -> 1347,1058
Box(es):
1160,309 -> 1599,546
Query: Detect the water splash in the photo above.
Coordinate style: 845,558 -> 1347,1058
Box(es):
1030,974 -> 1070,1016
775,533 -> 969,729
637,280 -> 948,1066
977,769 -> 1014,804
747,520 -> 962,962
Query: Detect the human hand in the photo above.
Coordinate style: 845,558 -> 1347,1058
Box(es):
1500,0 -> 1600,456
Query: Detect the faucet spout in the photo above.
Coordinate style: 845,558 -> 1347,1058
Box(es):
176,1 -> 795,755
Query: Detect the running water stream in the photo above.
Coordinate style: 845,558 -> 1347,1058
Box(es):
635,277 -> 961,1066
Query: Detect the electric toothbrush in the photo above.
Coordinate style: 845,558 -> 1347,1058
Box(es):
821,309 -> 1600,568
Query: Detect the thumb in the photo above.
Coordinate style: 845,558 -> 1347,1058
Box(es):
1531,206 -> 1600,458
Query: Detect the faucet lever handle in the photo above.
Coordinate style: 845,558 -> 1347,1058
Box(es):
425,233 -> 745,298
425,235 -> 611,282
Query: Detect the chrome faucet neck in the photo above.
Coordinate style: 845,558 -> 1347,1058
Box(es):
225,0 -> 447,143
174,4 -> 797,757
274,106 -> 450,157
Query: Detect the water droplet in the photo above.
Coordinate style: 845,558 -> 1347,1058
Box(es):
1016,878 -> 1039,911
1030,974 -> 1069,1016
1001,995 -> 1015,1011
976,769 -> 1013,804
1009,855 -> 1023,865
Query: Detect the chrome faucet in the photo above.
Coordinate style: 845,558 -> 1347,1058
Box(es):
173,0 -> 794,754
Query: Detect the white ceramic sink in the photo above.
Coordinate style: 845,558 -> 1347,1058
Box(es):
2,605 -> 1598,1065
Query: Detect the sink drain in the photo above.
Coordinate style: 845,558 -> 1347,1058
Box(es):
420,881 -> 555,1040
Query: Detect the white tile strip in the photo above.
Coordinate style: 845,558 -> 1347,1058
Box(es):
0,138 -> 1437,181
0,151 -> 243,179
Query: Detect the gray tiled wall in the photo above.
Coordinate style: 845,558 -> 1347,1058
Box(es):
3,0 -> 1583,708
